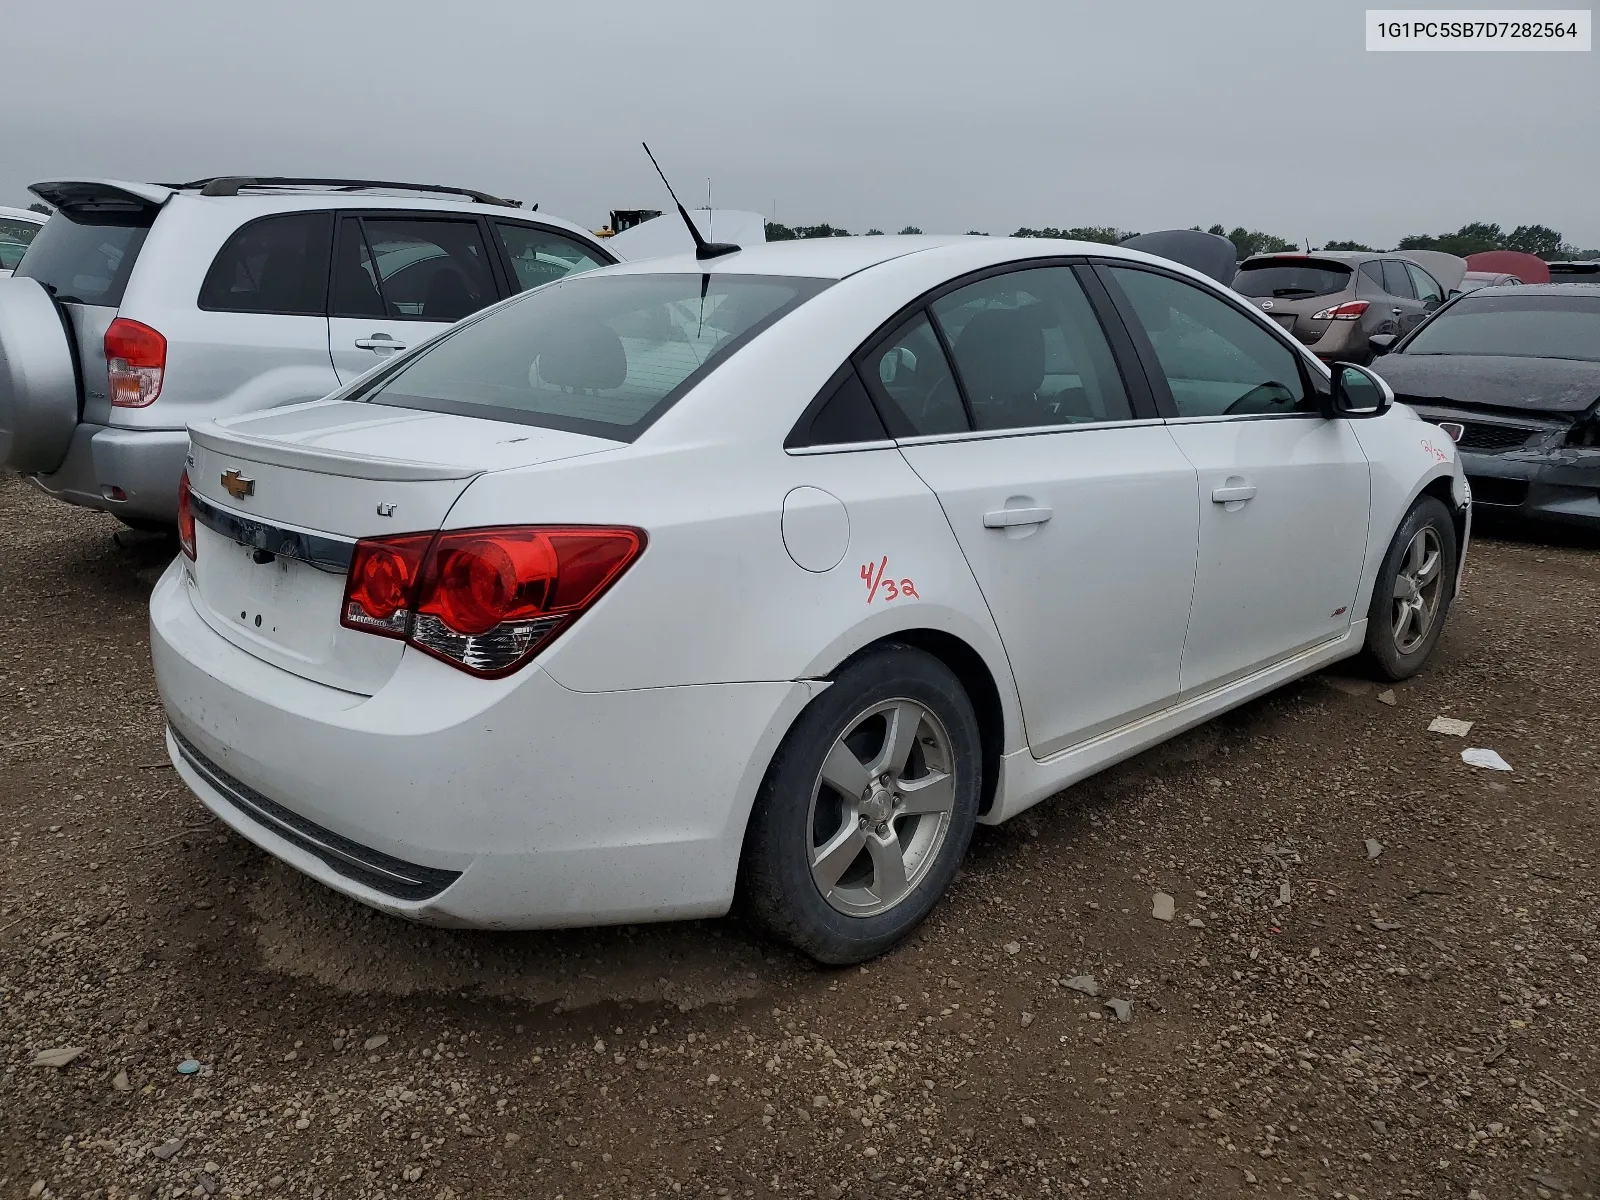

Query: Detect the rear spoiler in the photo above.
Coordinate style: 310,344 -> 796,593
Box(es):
28,179 -> 171,218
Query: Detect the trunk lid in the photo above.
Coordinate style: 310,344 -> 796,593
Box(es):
184,400 -> 619,694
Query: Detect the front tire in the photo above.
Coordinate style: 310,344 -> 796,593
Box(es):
1364,494 -> 1457,680
739,645 -> 981,964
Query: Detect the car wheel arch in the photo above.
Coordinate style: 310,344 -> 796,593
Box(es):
813,628 -> 1008,818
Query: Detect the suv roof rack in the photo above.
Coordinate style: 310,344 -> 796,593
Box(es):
163,176 -> 526,209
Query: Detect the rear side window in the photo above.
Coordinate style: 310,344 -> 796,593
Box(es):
931,267 -> 1132,431
360,272 -> 827,440
1233,260 -> 1351,299
494,222 -> 608,292
15,211 -> 150,307
860,312 -> 967,436
0,217 -> 42,270
198,212 -> 333,315
1381,260 -> 1415,298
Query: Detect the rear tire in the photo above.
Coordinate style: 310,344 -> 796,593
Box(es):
739,645 -> 981,965
1364,494 -> 1456,680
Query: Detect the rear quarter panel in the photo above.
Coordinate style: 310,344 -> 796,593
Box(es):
445,439 -> 1025,756
111,197 -> 341,430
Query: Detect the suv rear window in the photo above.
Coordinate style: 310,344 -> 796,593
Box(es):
15,211 -> 151,307
1233,259 -> 1352,299
199,212 -> 333,315
359,272 -> 828,441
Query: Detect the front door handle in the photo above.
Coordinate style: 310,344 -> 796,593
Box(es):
983,506 -> 1053,529
1210,484 -> 1257,504
355,334 -> 406,353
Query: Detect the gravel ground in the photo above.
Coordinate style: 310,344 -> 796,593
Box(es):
2,473 -> 1597,1200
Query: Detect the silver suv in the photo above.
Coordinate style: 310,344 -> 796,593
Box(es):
0,176 -> 615,529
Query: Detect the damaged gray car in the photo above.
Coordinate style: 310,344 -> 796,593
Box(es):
1368,284 -> 1600,529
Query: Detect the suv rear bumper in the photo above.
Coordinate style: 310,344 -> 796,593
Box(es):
29,423 -> 189,524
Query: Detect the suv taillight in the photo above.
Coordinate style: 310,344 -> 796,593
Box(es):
340,526 -> 645,677
1310,300 -> 1370,321
105,318 -> 167,407
176,470 -> 196,559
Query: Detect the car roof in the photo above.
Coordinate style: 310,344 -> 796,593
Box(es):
595,234 -> 1174,281
0,205 -> 47,225
1456,282 -> 1600,298
26,179 -> 602,245
1243,251 -> 1383,264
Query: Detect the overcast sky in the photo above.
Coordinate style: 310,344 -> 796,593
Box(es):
3,0 -> 1595,248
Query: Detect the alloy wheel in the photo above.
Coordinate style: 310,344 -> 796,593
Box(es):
806,699 -> 957,918
1391,525 -> 1444,654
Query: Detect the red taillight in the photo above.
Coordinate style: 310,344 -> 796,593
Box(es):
1310,300 -> 1370,321
340,526 -> 645,677
176,470 -> 196,559
105,318 -> 167,407
343,533 -> 432,637
1437,421 -> 1465,444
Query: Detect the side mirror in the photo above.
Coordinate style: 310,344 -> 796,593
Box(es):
1367,333 -> 1397,357
1446,289 -> 1462,300
1322,362 -> 1393,420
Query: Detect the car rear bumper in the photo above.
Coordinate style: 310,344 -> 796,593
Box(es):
1459,446 -> 1600,529
1303,321 -> 1364,362
29,423 -> 189,523
150,560 -> 816,928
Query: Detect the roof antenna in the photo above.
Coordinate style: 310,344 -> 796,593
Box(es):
642,142 -> 739,260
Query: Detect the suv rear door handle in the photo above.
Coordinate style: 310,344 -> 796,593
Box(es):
355,335 -> 406,353
983,506 -> 1053,529
1390,307 -> 1403,316
1211,483 -> 1257,504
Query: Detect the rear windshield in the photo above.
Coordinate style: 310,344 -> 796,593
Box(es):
15,211 -> 151,307
1402,293 -> 1600,362
1233,260 -> 1352,299
359,272 -> 829,440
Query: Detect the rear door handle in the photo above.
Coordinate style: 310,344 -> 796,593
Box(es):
355,335 -> 406,352
983,506 -> 1053,529
1210,484 -> 1257,504
1390,307 -> 1403,316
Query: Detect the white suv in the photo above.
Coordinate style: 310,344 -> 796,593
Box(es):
0,177 -> 615,529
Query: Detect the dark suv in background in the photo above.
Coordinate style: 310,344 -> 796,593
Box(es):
1233,251 -> 1456,364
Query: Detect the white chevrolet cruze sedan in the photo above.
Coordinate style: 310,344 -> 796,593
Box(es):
151,235 -> 1470,963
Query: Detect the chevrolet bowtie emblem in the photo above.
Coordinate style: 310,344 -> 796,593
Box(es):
221,469 -> 255,500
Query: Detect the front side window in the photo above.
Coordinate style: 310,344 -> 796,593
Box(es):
859,312 -> 967,436
343,217 -> 498,323
198,212 -> 333,315
495,223 -> 608,292
1401,293 -> 1600,362
1406,263 -> 1444,306
359,272 -> 827,440
931,266 -> 1132,431
1105,266 -> 1310,418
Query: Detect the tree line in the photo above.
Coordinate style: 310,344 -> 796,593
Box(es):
764,218 -> 1599,261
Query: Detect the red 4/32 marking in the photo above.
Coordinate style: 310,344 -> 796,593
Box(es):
860,557 -> 919,604
1421,438 -> 1447,463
